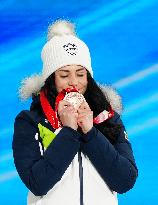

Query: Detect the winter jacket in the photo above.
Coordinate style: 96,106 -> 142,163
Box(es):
12,86 -> 138,205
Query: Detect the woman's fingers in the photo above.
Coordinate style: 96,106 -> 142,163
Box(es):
78,101 -> 91,113
78,111 -> 93,118
80,101 -> 90,109
58,100 -> 71,108
58,100 -> 73,113
57,100 -> 78,130
59,105 -> 75,116
77,110 -> 93,134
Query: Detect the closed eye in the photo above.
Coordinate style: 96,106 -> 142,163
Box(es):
77,74 -> 84,77
60,75 -> 68,78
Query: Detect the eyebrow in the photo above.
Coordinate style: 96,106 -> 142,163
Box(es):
58,68 -> 86,72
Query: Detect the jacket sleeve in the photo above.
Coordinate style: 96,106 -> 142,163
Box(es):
12,111 -> 81,196
81,113 -> 138,194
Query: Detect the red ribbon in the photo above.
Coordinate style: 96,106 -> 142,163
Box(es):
93,107 -> 114,124
40,87 -> 79,129
40,90 -> 61,129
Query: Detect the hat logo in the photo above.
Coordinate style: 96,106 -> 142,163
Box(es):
63,43 -> 78,55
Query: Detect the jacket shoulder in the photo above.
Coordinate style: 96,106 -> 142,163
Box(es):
15,110 -> 42,126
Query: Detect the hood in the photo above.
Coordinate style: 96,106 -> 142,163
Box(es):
30,84 -> 123,114
99,83 -> 123,115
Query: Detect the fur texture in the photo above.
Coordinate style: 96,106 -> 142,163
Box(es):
47,20 -> 76,41
19,76 -> 122,114
99,83 -> 123,114
19,74 -> 44,100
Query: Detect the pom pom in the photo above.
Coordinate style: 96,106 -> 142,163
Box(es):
19,74 -> 44,100
47,20 -> 76,41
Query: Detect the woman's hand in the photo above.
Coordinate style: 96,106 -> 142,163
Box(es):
77,101 -> 93,134
58,100 -> 78,130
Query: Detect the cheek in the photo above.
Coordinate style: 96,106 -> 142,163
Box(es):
84,75 -> 88,86
79,77 -> 88,93
55,76 -> 67,93
82,79 -> 88,88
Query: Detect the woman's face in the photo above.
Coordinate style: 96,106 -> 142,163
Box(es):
55,65 -> 88,94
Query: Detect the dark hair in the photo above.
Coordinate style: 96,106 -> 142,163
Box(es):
84,72 -> 122,144
42,71 -> 122,144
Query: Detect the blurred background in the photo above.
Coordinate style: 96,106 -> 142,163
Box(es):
0,0 -> 158,204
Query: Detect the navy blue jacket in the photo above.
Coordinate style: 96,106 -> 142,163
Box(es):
12,96 -> 138,196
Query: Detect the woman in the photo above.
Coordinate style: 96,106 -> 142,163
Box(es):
13,20 -> 138,205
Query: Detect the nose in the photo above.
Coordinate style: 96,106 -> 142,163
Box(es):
68,75 -> 78,87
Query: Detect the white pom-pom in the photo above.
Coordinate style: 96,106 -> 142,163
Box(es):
19,74 -> 44,100
47,20 -> 76,41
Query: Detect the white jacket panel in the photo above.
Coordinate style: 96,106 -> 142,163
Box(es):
27,153 -> 118,205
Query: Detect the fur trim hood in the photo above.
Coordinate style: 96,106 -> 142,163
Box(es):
19,74 -> 44,100
19,75 -> 123,114
98,83 -> 123,115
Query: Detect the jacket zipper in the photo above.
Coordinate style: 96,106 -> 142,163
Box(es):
78,148 -> 84,205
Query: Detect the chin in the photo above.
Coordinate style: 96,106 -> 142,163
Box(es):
79,89 -> 86,95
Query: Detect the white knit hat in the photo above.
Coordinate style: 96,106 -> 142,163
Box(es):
19,20 -> 93,100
